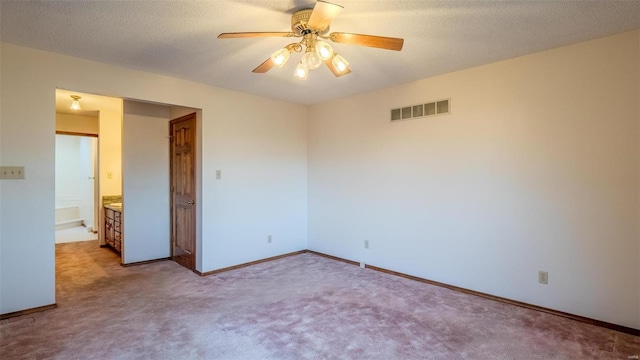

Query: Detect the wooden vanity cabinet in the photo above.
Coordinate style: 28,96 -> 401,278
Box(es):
104,207 -> 122,253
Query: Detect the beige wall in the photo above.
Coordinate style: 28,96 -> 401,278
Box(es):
55,113 -> 98,134
122,100 -> 170,264
308,30 -> 640,329
98,105 -> 123,199
0,43 -> 309,315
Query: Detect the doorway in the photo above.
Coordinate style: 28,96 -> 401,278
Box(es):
55,88 -> 123,254
55,133 -> 98,243
169,113 -> 197,271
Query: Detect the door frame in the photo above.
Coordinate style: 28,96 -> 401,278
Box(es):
169,112 -> 197,271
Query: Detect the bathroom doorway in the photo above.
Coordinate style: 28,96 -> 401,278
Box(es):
55,133 -> 98,243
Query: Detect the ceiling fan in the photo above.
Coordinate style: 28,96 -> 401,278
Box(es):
218,0 -> 404,80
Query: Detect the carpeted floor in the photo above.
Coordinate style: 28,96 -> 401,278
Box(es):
1,241 -> 638,359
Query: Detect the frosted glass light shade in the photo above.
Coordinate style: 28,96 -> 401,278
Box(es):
70,95 -> 82,110
302,51 -> 322,70
331,54 -> 349,73
270,48 -> 291,68
315,41 -> 334,60
294,62 -> 308,80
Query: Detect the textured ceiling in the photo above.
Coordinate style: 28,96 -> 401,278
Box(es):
2,1 -> 640,105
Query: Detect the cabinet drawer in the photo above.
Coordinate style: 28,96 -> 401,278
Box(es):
114,221 -> 121,232
115,231 -> 121,241
114,211 -> 121,222
105,208 -> 114,220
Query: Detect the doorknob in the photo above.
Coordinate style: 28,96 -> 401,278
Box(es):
187,200 -> 194,205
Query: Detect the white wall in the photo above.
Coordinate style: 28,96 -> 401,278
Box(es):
0,43 -> 308,315
308,30 -> 640,329
201,96 -> 308,271
55,134 -> 83,207
122,100 -> 170,264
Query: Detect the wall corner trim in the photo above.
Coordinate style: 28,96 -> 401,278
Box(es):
196,250 -> 307,276
0,304 -> 58,320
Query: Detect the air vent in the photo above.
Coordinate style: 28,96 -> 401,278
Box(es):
390,98 -> 450,121
402,107 -> 412,119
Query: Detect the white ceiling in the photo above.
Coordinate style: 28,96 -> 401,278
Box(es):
2,1 -> 639,105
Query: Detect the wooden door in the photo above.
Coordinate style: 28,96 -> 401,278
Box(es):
170,113 -> 196,271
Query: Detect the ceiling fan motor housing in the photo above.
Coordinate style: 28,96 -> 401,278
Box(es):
291,9 -> 329,36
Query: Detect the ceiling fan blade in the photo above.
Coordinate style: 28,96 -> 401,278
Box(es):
329,32 -> 404,51
324,53 -> 351,77
252,58 -> 275,73
218,32 -> 295,39
307,1 -> 343,31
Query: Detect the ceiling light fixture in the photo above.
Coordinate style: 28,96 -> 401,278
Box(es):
270,48 -> 291,68
218,1 -> 404,81
70,95 -> 82,110
302,47 -> 323,70
281,34 -> 347,80
294,61 -> 309,80
331,54 -> 349,73
315,40 -> 334,60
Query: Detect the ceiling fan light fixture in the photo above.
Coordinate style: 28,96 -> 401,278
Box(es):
332,54 -> 349,73
70,95 -> 82,110
294,62 -> 309,80
316,40 -> 334,60
302,49 -> 322,70
270,48 -> 291,68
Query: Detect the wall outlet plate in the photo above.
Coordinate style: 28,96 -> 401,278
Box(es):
0,166 -> 25,180
360,262 -> 365,268
539,271 -> 549,285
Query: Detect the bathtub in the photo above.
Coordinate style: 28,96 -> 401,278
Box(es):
55,205 -> 83,230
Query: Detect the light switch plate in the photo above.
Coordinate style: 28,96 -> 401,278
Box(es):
0,166 -> 25,180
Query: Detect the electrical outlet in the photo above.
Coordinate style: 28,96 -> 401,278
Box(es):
267,235 -> 272,243
216,170 -> 222,180
360,262 -> 365,268
108,171 -> 113,179
538,271 -> 548,285
0,166 -> 25,180
364,240 -> 369,249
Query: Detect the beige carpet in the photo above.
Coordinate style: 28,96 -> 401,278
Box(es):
1,240 -> 638,359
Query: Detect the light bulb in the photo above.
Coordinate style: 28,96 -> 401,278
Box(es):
70,95 -> 82,110
270,48 -> 291,68
331,54 -> 349,73
302,51 -> 322,70
315,41 -> 334,60
294,62 -> 308,80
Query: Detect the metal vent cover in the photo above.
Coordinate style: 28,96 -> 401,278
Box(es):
390,98 -> 450,121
